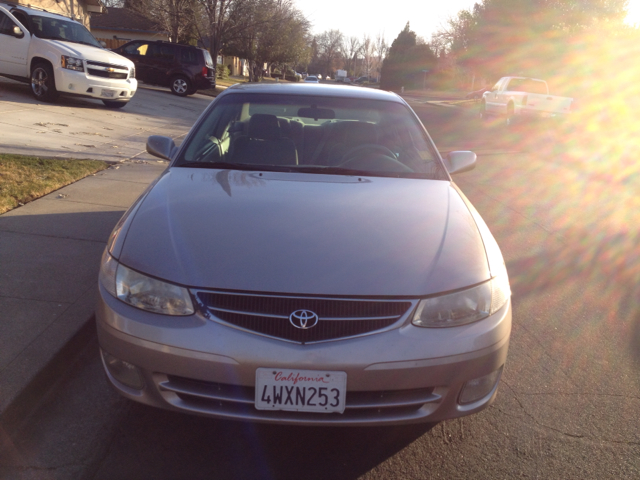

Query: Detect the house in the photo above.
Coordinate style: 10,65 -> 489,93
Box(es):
0,0 -> 104,28
90,7 -> 169,48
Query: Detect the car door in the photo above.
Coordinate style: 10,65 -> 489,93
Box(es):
485,79 -> 505,113
0,9 -> 30,78
146,43 -> 176,86
116,41 -> 152,83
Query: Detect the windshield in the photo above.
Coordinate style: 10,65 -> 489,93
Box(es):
177,93 -> 446,180
30,15 -> 102,48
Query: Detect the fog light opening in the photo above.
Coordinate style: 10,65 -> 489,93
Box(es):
459,366 -> 503,405
101,349 -> 145,390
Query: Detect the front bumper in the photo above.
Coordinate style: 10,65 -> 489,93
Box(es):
96,285 -> 511,426
54,68 -> 137,102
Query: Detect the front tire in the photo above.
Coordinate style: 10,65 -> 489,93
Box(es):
479,101 -> 487,121
505,103 -> 515,126
170,76 -> 191,97
31,63 -> 58,102
102,100 -> 127,109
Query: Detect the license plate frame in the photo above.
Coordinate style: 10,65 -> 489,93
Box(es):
255,368 -> 347,414
101,89 -> 116,98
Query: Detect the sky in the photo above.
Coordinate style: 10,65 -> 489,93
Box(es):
294,0 -> 640,42
292,0 -> 477,42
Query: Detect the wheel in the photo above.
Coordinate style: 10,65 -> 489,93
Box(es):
170,76 -> 191,96
102,100 -> 127,109
479,101 -> 487,121
186,85 -> 198,96
505,103 -> 515,126
31,63 -> 58,102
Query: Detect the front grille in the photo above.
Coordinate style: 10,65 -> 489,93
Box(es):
87,60 -> 128,69
86,60 -> 129,79
158,375 -> 440,422
87,69 -> 128,79
195,291 -> 413,343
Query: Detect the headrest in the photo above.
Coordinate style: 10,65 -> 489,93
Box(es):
344,122 -> 378,146
248,114 -> 281,140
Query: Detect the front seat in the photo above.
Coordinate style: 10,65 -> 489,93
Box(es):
230,114 -> 298,166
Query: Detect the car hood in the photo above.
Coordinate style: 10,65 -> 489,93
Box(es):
43,39 -> 133,67
117,168 -> 490,297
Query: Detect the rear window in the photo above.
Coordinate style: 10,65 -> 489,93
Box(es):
202,49 -> 213,66
506,79 -> 547,94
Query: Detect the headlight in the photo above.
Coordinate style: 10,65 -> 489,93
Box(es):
412,274 -> 510,328
99,250 -> 194,316
61,55 -> 84,72
130,66 -> 135,79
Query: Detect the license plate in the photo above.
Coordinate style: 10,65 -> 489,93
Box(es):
255,368 -> 347,413
101,89 -> 115,98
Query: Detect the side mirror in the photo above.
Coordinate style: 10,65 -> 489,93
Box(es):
445,151 -> 476,175
146,135 -> 177,161
13,26 -> 24,39
100,40 -> 107,48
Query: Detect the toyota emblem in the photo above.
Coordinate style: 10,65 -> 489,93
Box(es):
289,310 -> 319,329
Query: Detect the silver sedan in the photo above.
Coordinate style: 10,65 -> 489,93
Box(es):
96,83 -> 511,426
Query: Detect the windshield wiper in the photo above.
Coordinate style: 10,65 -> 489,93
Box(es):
177,162 -> 289,171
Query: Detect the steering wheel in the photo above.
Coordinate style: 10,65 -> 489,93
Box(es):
341,144 -> 397,164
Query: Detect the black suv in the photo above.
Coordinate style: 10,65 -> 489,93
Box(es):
113,40 -> 215,96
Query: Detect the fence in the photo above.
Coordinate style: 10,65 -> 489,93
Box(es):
96,38 -> 128,49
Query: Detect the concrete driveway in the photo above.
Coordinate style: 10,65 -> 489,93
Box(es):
0,77 -> 213,162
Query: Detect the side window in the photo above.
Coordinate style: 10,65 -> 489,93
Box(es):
122,41 -> 145,55
157,44 -> 176,60
11,11 -> 30,31
491,80 -> 502,91
180,48 -> 198,64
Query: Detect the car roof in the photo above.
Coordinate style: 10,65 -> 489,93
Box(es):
10,4 -> 77,21
150,40 -> 204,51
221,83 -> 404,103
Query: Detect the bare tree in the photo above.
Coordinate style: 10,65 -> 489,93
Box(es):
342,36 -> 361,76
360,35 -> 375,78
224,0 -> 311,81
315,29 -> 343,78
126,0 -> 195,43
373,32 -> 387,80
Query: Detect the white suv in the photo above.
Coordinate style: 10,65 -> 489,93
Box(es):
0,4 -> 137,108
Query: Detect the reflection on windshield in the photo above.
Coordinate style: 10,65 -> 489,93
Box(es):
31,15 -> 102,48
178,93 -> 447,180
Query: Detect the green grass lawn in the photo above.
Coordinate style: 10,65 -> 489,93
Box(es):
0,154 -> 108,214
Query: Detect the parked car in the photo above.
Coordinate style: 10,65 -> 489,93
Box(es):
303,75 -> 319,83
335,69 -> 348,82
480,76 -> 574,125
354,76 -> 371,84
97,83 -> 512,426
0,4 -> 137,108
113,40 -> 215,96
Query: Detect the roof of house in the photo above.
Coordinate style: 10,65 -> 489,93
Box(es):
90,7 -> 166,34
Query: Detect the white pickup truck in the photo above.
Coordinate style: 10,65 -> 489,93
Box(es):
335,69 -> 348,83
0,4 -> 137,108
480,76 -> 573,125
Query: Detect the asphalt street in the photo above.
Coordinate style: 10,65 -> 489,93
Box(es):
0,90 -> 639,479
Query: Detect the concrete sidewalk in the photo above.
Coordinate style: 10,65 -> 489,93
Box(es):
0,162 -> 166,416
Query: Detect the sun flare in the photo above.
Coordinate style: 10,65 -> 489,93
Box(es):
627,0 -> 640,25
